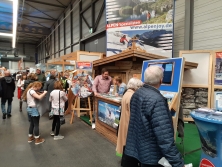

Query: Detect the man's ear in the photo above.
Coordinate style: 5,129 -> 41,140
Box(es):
160,79 -> 163,85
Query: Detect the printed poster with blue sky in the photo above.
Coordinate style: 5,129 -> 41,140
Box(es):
98,100 -> 120,129
106,0 -> 174,57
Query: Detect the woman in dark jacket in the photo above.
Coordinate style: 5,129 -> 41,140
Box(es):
43,70 -> 57,113
24,73 -> 37,90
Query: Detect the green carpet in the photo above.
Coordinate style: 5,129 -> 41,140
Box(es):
176,123 -> 201,167
80,115 -> 92,126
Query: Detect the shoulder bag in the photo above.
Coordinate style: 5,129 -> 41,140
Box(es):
59,91 -> 65,125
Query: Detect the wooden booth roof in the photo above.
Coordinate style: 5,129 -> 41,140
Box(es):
93,50 -> 198,70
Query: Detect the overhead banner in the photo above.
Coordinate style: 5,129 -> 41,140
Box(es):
106,0 -> 174,57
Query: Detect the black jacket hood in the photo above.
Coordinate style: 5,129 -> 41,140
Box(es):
4,76 -> 12,83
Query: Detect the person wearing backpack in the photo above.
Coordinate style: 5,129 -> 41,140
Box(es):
0,70 -> 15,119
61,72 -> 71,111
43,70 -> 57,114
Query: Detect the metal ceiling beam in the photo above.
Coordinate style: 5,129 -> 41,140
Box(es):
22,14 -> 56,21
25,2 -> 56,20
94,0 -> 105,32
0,40 -> 37,45
17,25 -> 51,35
80,0 -> 98,14
82,15 -> 90,29
25,0 -> 66,8
23,17 -> 50,29
56,0 -> 66,7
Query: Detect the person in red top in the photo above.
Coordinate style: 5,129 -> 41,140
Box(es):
147,12 -> 151,21
120,35 -> 128,45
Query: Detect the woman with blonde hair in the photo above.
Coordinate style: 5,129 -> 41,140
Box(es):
23,81 -> 47,145
49,81 -> 68,140
116,78 -> 143,160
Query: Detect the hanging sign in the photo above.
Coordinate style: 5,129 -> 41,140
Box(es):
106,0 -> 174,58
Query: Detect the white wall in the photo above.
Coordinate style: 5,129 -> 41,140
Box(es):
193,0 -> 222,50
173,0 -> 185,57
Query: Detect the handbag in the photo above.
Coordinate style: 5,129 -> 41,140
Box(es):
18,87 -> 21,99
59,91 -> 65,125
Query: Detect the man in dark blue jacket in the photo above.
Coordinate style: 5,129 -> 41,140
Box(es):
0,71 -> 15,119
124,66 -> 184,167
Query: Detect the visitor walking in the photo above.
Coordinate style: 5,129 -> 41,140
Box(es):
49,81 -> 68,140
17,73 -> 27,112
0,70 -> 15,119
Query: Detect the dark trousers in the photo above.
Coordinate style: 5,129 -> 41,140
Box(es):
1,98 -> 13,114
52,115 -> 60,136
29,116 -> 40,136
141,164 -> 163,167
121,146 -> 163,167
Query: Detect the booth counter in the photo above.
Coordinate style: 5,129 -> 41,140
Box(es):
95,94 -> 122,145
191,110 -> 222,167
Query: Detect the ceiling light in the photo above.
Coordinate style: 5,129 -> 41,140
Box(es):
12,0 -> 19,48
0,32 -> 13,37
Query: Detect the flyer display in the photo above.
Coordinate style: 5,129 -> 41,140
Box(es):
160,91 -> 176,106
106,0 -> 174,57
214,92 -> 222,111
214,52 -> 222,85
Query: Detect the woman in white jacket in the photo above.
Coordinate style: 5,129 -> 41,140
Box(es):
17,73 -> 27,112
49,81 -> 68,140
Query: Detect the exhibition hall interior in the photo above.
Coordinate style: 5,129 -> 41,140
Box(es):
0,0 -> 222,167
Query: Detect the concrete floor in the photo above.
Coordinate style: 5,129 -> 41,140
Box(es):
0,97 -> 121,167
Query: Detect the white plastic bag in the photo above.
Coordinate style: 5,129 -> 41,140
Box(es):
158,157 -> 193,167
158,157 -> 172,167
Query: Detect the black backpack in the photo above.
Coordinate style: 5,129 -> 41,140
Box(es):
0,79 -> 2,97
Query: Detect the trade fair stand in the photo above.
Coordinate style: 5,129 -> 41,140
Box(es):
93,50 -> 198,145
183,49 -> 222,167
62,51 -> 104,123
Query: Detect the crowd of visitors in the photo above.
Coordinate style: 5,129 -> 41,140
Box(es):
0,65 -> 184,167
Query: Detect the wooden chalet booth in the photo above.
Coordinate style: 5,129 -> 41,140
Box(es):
46,57 -> 74,72
61,51 -> 105,72
63,51 -> 105,124
93,50 -> 198,144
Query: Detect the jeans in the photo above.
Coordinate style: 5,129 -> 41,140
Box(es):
1,98 -> 13,114
29,116 -> 40,136
52,115 -> 61,136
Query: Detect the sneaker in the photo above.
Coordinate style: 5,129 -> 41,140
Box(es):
28,136 -> 35,143
35,137 -> 45,145
50,131 -> 55,136
54,135 -> 64,140
7,114 -> 11,118
2,113 -> 6,119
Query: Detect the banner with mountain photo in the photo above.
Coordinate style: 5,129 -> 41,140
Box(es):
106,0 -> 174,57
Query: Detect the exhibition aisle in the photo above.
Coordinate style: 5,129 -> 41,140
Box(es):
0,97 -> 121,167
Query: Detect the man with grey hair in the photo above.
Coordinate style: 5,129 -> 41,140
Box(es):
123,66 -> 184,167
0,70 -> 15,119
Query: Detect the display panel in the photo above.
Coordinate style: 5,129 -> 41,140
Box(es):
142,58 -> 184,92
148,62 -> 174,85
97,100 -> 120,130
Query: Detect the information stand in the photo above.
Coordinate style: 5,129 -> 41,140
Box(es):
211,50 -> 222,110
141,58 -> 185,139
180,50 -> 213,121
191,110 -> 222,167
